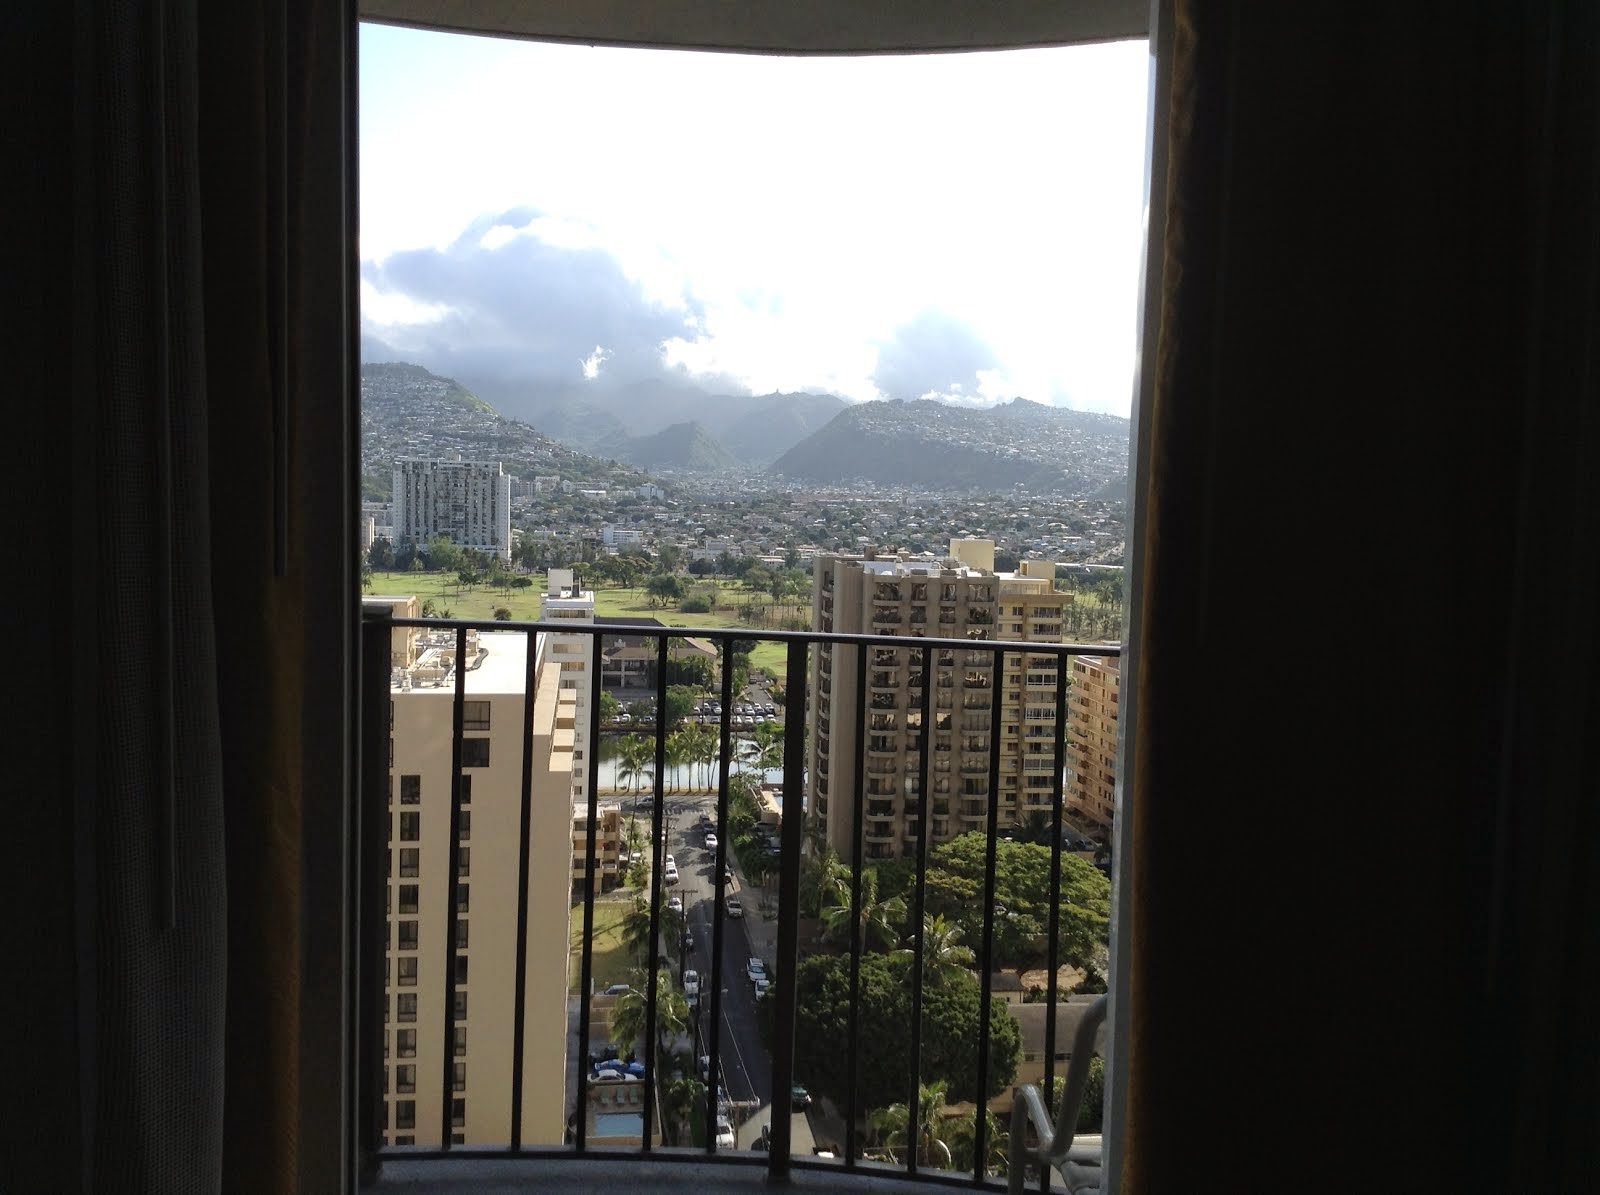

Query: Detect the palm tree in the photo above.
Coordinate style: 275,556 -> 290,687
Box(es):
609,969 -> 691,1059
620,894 -> 656,966
799,843 -> 851,917
687,723 -> 718,792
896,913 -> 976,986
868,1080 -> 955,1169
665,729 -> 689,795
821,869 -> 906,953
616,734 -> 654,795
664,1074 -> 706,1145
947,1106 -> 1008,1176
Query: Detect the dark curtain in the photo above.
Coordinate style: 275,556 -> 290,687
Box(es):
13,0 -> 355,1190
1125,2 -> 1598,1189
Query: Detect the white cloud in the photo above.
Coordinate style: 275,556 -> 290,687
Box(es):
580,346 -> 610,380
360,29 -> 1150,413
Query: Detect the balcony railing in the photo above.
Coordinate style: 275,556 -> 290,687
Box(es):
356,611 -> 1118,1190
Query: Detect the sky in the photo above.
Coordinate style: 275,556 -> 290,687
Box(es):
360,25 -> 1151,415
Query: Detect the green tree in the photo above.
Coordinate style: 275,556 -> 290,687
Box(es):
616,735 -> 654,795
790,953 -> 1019,1110
800,842 -> 852,918
426,534 -> 462,574
819,868 -> 907,952
868,1080 -> 956,1169
645,572 -> 684,607
946,1105 -> 1009,1176
663,685 -> 698,728
493,606 -> 512,621
896,913 -> 977,986
608,969 -> 690,1058
368,536 -> 394,568
597,691 -> 621,723
1049,1055 -> 1105,1133
664,1073 -> 705,1145
420,598 -> 438,618
620,894 -> 656,966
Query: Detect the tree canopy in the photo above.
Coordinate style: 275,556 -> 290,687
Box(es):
790,952 -> 1019,1109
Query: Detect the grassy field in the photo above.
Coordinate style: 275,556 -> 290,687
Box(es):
367,572 -> 805,685
569,894 -> 634,995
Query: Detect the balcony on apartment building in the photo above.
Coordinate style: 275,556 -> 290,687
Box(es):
357,612 -> 1118,1194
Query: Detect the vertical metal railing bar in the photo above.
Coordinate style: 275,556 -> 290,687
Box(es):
768,639 -> 809,1181
1040,650 -> 1072,1194
509,630 -> 538,1150
357,608 -> 392,1180
641,635 -> 670,1151
704,640 -> 736,1154
974,644 -> 1007,1181
573,632 -> 607,1153
440,626 -> 468,1148
907,643 -> 934,1177
845,643 -> 868,1169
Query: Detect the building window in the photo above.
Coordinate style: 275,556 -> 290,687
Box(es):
399,812 -> 420,841
457,847 -> 470,877
453,991 -> 467,1020
398,920 -> 418,950
451,1098 -> 466,1127
458,810 -> 470,841
454,956 -> 469,986
397,993 -> 417,1023
451,1134 -> 465,1146
397,1030 -> 416,1058
397,957 -> 417,987
395,1100 -> 415,1130
453,1062 -> 467,1092
459,774 -> 472,804
394,1136 -> 414,1147
399,848 -> 419,877
399,774 -> 421,805
461,738 -> 490,768
453,1026 -> 467,1056
456,884 -> 469,912
396,1064 -> 415,1094
462,700 -> 491,730
456,919 -> 469,949
399,884 -> 418,914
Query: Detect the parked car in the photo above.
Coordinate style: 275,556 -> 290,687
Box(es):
667,895 -> 683,913
682,969 -> 700,999
601,983 -> 631,997
681,929 -> 694,951
664,862 -> 680,885
704,832 -> 719,851
791,1084 -> 813,1110
764,703 -> 776,715
715,1116 -> 735,1150
752,978 -> 770,1001
724,896 -> 743,918
746,957 -> 766,983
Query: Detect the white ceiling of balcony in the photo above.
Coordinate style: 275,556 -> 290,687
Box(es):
358,0 -> 1150,54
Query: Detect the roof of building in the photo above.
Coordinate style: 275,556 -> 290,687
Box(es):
1011,996 -> 1108,1057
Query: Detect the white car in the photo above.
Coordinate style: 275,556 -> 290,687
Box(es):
746,957 -> 766,983
682,969 -> 700,998
752,978 -> 770,1001
715,1116 -> 735,1149
667,895 -> 683,913
724,896 -> 743,918
704,832 -> 719,851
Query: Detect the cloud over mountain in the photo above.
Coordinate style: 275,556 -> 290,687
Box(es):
871,309 -> 1001,401
361,208 -> 701,389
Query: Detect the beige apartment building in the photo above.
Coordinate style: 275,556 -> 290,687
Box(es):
1065,654 -> 1120,832
378,620 -> 576,1148
809,540 -> 1070,861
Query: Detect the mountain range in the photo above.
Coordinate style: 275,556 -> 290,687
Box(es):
771,397 -> 1130,497
364,361 -> 1130,498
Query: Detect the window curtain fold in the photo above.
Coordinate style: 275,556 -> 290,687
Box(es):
63,0 -> 355,1191
1124,2 -> 1598,1188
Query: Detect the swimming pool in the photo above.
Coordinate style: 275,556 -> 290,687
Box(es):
593,1111 -> 644,1138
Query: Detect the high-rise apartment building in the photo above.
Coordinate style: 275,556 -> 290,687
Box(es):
392,455 -> 513,561
1064,654 -> 1119,832
540,569 -> 596,808
380,623 -> 576,1147
808,540 -> 1070,861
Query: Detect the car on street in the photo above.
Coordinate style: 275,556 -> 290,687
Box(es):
667,895 -> 683,913
791,1084 -> 813,1110
752,978 -> 770,1001
682,929 -> 694,951
746,957 -> 766,983
601,983 -> 631,996
664,861 -> 679,885
715,1116 -> 735,1149
724,896 -> 743,918
682,969 -> 700,999
723,865 -> 734,884
763,703 -> 776,716
704,832 -> 718,850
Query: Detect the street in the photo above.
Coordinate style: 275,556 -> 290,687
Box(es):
657,789 -> 775,1137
